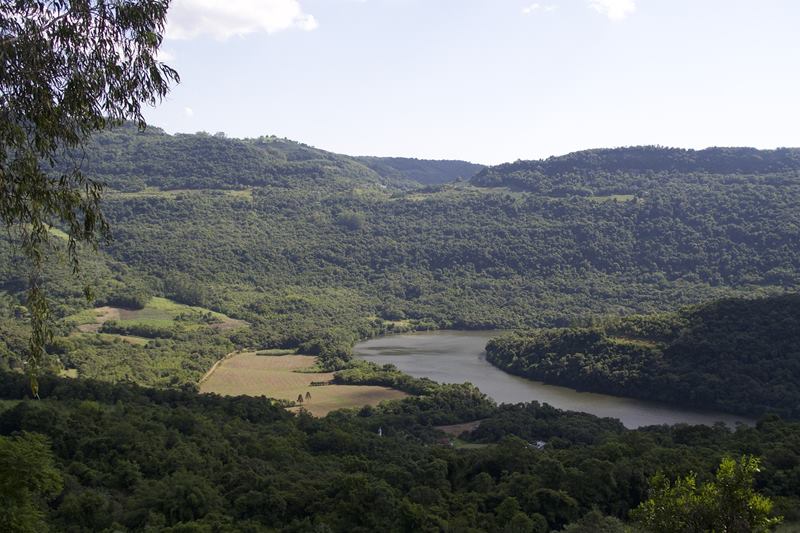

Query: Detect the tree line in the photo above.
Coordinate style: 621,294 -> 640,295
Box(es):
486,293 -> 800,418
0,371 -> 795,531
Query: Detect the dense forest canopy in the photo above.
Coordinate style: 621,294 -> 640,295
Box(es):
74,123 -> 478,192
2,126 -> 800,383
0,371 -> 797,531
472,146 -> 800,193
3,0 -> 799,529
485,294 -> 800,418
1,124 -> 799,530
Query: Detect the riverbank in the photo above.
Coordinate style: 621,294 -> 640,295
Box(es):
354,330 -> 754,428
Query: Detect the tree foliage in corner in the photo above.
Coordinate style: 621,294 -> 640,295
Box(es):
0,0 -> 177,390
0,432 -> 63,532
632,456 -> 782,533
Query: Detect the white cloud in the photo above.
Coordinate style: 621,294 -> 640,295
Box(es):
522,3 -> 541,15
588,0 -> 636,20
166,0 -> 318,40
522,3 -> 556,15
184,107 -> 194,117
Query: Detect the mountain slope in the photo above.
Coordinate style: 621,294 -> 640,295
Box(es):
80,124 -> 485,192
4,134 -> 800,386
79,123 -> 397,191
471,146 -> 800,194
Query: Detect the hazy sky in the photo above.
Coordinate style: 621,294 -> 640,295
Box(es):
145,0 -> 800,164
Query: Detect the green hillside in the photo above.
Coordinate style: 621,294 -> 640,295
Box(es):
2,128 -> 800,531
75,123 -> 393,191
4,128 -> 800,384
77,123 -> 487,192
95,136 -> 800,354
358,156 -> 485,185
5,2 -> 800,530
486,293 -> 800,418
472,146 -> 800,194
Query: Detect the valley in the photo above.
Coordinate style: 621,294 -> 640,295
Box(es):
2,127 -> 799,530
4,4 -> 799,530
355,330 -> 753,428
4,128 -> 799,416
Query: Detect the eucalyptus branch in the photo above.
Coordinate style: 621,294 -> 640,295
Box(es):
0,0 -> 178,394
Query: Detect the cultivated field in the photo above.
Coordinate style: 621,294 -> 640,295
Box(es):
199,353 -> 408,416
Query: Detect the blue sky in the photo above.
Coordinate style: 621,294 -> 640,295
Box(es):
146,0 -> 800,164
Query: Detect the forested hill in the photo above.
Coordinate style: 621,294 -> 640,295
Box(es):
78,123 -> 389,191
78,123 -> 480,191
472,146 -> 800,193
486,293 -> 800,418
4,128 -> 800,387
357,156 -> 484,185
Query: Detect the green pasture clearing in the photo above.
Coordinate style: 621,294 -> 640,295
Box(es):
70,332 -> 150,346
608,336 -> 661,348
224,188 -> 253,200
587,194 -> 636,202
66,296 -> 246,333
200,353 -> 408,417
255,348 -> 297,356
117,297 -> 223,327
68,307 -> 105,326
116,296 -> 225,328
109,187 -> 253,200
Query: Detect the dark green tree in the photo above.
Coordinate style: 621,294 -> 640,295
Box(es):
560,510 -> 626,533
0,432 -> 63,532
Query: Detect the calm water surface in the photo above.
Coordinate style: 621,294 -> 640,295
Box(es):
354,330 -> 753,429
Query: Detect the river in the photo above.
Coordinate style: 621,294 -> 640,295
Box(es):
354,330 -> 753,429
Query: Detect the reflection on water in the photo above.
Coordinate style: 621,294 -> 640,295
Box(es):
354,330 -> 753,429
